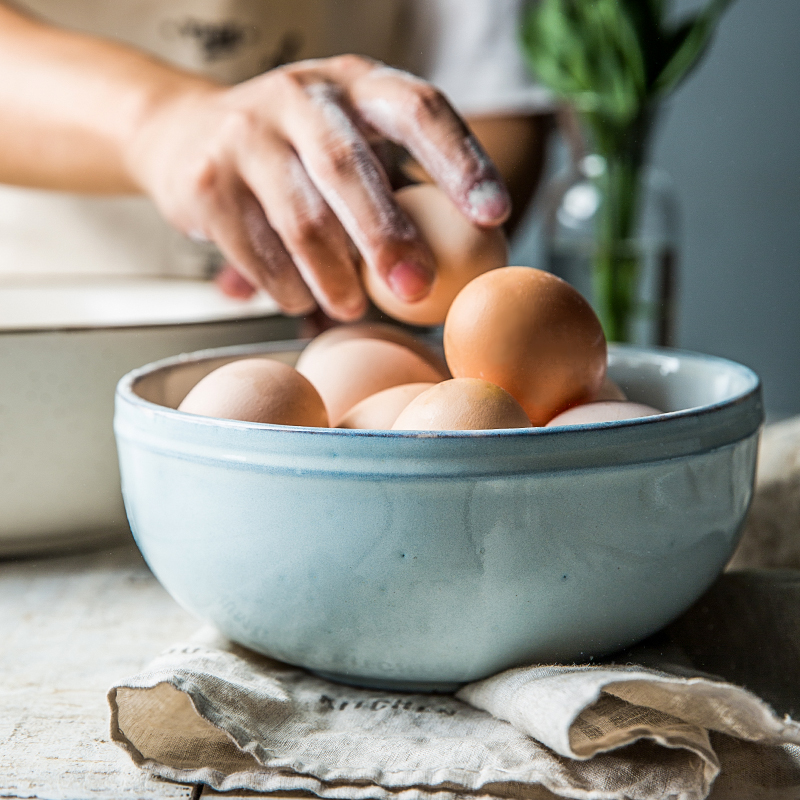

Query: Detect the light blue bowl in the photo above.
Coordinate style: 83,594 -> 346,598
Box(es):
115,342 -> 762,691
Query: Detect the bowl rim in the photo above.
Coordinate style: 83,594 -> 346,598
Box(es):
0,313 -> 285,337
114,340 -> 763,475
117,338 -> 761,433
0,276 -> 281,334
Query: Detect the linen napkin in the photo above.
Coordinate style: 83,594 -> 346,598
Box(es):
109,569 -> 800,800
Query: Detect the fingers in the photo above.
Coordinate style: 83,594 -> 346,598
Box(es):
235,137 -> 367,321
271,73 -> 435,303
138,56 -> 507,317
199,166 -> 317,316
350,66 -> 512,227
214,263 -> 257,299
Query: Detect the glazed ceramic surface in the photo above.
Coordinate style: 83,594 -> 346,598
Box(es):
0,278 -> 296,556
115,343 -> 763,690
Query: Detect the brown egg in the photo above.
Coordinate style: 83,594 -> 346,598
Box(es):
178,358 -> 328,427
362,184 -> 508,326
297,338 -> 446,426
296,321 -> 448,377
594,375 -> 627,402
546,401 -> 662,427
392,378 -> 531,431
338,382 -> 436,430
443,267 -> 607,426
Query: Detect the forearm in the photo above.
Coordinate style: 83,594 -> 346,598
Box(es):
0,3 -> 213,193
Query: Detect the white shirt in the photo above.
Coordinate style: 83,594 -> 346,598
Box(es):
0,0 -> 551,280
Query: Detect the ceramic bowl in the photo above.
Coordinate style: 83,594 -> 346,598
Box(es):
115,342 -> 763,691
0,278 -> 297,556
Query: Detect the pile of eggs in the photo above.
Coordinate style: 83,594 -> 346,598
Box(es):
178,185 -> 661,430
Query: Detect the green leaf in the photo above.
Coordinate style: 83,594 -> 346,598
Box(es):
620,0 -> 670,89
520,0 -> 735,108
654,0 -> 735,94
521,0 -> 651,127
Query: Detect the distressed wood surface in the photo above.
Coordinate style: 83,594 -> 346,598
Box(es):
0,541 -> 200,800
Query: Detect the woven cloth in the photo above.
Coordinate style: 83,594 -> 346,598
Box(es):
109,569 -> 800,800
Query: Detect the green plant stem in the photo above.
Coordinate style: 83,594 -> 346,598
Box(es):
586,111 -> 651,342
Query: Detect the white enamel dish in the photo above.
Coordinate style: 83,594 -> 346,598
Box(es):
0,278 -> 296,556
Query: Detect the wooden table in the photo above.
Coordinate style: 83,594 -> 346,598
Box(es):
0,539 -> 232,800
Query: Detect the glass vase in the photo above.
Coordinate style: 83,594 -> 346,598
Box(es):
544,154 -> 680,347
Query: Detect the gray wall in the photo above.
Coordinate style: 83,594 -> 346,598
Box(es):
513,0 -> 800,419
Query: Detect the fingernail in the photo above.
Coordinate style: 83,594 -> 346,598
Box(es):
339,294 -> 368,321
467,180 -> 511,224
214,265 -> 257,300
387,260 -> 433,302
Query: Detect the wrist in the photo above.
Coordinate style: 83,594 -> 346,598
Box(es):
120,67 -> 220,195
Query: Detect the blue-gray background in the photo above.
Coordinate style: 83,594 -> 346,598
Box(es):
512,0 -> 800,420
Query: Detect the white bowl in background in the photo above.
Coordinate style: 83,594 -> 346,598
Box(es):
0,277 -> 297,557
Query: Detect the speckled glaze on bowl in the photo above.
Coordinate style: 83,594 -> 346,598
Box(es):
115,342 -> 763,691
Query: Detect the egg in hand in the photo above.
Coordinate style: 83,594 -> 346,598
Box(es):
362,184 -> 508,326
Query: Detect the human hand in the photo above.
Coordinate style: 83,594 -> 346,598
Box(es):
125,56 -> 510,320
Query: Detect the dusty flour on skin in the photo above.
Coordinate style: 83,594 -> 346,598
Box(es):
239,197 -> 294,272
280,156 -> 342,302
357,88 -> 506,224
281,155 -> 366,316
302,82 -> 416,248
467,179 -> 508,221
366,64 -> 431,88
285,153 -> 330,227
